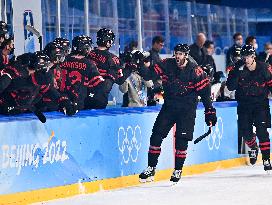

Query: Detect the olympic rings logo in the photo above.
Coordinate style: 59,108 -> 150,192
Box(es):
204,117 -> 224,150
117,125 -> 142,164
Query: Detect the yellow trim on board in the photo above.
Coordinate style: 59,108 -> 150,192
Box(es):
0,157 -> 251,205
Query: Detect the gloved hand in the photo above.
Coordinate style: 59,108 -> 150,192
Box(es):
204,107 -> 217,126
132,51 -> 145,66
59,99 -> 77,116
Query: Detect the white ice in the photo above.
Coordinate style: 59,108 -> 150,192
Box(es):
33,164 -> 272,205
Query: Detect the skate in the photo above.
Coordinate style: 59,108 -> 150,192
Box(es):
170,169 -> 182,183
139,166 -> 155,183
248,145 -> 259,165
263,159 -> 272,174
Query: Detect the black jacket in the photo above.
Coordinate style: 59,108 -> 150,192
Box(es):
149,48 -> 161,66
226,44 -> 242,67
189,43 -> 207,66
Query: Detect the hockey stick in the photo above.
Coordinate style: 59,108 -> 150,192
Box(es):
7,105 -> 46,123
25,25 -> 43,51
194,125 -> 212,144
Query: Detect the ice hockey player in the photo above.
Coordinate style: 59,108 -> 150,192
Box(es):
138,44 -> 217,183
226,44 -> 272,172
58,35 -> 104,110
0,52 -> 76,122
85,28 -> 132,109
35,41 -> 67,111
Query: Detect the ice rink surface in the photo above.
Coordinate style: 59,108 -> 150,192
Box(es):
34,164 -> 272,205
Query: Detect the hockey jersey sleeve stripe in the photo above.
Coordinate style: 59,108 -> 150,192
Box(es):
40,85 -> 50,94
154,64 -> 163,75
194,78 -> 210,88
100,73 -> 116,81
89,75 -> 103,84
196,81 -> 210,91
266,80 -> 272,86
99,69 -> 107,73
88,78 -> 104,88
4,66 -> 21,79
31,74 -> 38,86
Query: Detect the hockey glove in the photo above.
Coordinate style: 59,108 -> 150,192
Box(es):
204,107 -> 217,127
59,99 -> 77,116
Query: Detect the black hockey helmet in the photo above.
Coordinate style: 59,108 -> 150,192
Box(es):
29,51 -> 51,72
43,42 -> 65,63
241,44 -> 255,57
53,37 -> 71,55
16,52 -> 35,66
0,21 -> 8,38
174,44 -> 190,54
72,35 -> 92,56
96,28 -> 115,47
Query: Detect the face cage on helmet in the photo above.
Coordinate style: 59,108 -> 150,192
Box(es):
63,47 -> 71,55
77,44 -> 91,56
52,52 -> 65,63
34,60 -> 52,72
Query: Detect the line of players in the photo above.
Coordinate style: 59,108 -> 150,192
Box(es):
0,25 -> 138,122
0,20 -> 271,182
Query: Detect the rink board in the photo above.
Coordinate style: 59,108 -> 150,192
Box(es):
0,101 -> 269,204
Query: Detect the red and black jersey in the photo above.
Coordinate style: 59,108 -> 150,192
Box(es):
85,48 -> 132,109
0,70 -> 65,113
89,49 -> 123,82
0,61 -> 29,80
139,58 -> 212,109
58,54 -> 104,109
0,61 -> 31,94
226,60 -> 272,105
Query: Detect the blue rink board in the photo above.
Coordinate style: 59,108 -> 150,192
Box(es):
0,101 -> 269,195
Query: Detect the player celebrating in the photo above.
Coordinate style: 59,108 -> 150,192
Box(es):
138,44 -> 217,183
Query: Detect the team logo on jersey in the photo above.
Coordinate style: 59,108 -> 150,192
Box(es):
23,10 -> 35,53
117,125 -> 142,164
